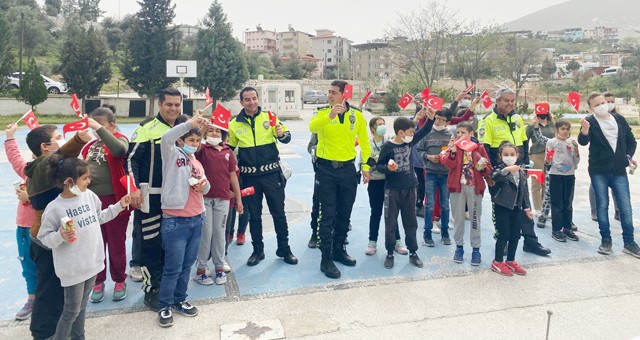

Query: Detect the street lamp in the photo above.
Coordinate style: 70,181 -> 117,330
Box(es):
18,11 -> 24,83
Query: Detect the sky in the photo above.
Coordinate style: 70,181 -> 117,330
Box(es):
99,0 -> 568,43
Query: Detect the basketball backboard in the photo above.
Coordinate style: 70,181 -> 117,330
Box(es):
166,60 -> 197,78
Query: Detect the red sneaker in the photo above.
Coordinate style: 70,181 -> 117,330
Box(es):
505,261 -> 527,276
236,233 -> 245,245
491,260 -> 513,276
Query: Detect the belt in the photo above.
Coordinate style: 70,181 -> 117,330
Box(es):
316,158 -> 355,169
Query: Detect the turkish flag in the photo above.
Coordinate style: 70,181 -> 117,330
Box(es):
360,91 -> 372,105
455,136 -> 478,152
528,169 -> 545,186
481,91 -> 493,109
22,110 -> 40,130
398,93 -> 413,109
425,96 -> 445,110
268,111 -> 277,127
545,147 -> 555,164
204,87 -> 214,109
119,174 -> 138,194
211,104 -> 232,131
70,94 -> 82,117
343,84 -> 353,100
62,117 -> 88,136
465,84 -> 476,93
421,88 -> 430,100
535,103 -> 549,115
567,91 -> 580,111
240,186 -> 255,197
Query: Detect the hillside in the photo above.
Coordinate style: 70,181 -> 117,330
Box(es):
504,0 -> 640,39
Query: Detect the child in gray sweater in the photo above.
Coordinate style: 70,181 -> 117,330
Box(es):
38,155 -> 130,340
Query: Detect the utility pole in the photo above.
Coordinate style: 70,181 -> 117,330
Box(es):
18,11 -> 24,82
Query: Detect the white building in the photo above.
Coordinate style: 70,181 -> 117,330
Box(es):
244,26 -> 277,55
277,26 -> 314,57
310,29 -> 352,77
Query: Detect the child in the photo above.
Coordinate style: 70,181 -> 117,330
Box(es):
81,107 -> 131,303
194,124 -> 242,286
365,116 -> 406,255
37,155 -> 130,340
490,142 -> 533,276
441,122 -> 492,265
5,123 -> 37,320
157,114 -> 209,327
376,111 -> 435,269
417,108 -> 454,247
531,118 -> 580,242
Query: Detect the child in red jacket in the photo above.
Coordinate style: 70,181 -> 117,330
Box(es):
442,122 -> 492,266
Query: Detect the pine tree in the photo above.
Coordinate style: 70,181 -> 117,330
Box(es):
120,0 -> 178,115
59,25 -> 111,112
19,58 -> 48,110
188,0 -> 248,106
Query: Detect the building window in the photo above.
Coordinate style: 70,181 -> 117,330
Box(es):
327,49 -> 332,53
285,90 -> 295,103
327,39 -> 332,44
327,58 -> 332,63
268,90 -> 277,103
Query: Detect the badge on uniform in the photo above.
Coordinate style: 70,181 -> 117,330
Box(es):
349,112 -> 356,131
263,121 -> 270,130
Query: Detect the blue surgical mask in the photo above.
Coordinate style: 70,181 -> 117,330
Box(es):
181,144 -> 197,155
375,125 -> 387,137
460,99 -> 472,108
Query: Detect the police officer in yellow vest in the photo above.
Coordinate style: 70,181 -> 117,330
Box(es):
479,87 -> 551,256
228,87 -> 297,267
309,80 -> 371,279
127,88 -> 189,310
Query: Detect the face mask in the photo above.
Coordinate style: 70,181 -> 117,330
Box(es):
68,179 -> 83,196
537,114 -> 549,120
594,104 -> 609,117
502,156 -> 517,166
181,144 -> 197,155
206,137 -> 222,146
375,125 -> 387,137
402,135 -> 414,144
607,103 -> 615,112
460,99 -> 471,108
55,139 -> 66,148
433,125 -> 447,132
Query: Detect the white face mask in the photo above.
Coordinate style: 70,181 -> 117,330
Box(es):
68,180 -> 83,196
502,156 -> 517,166
460,99 -> 472,108
206,137 -> 222,146
594,104 -> 610,117
607,103 -> 615,112
402,135 -> 414,144
433,125 -> 447,132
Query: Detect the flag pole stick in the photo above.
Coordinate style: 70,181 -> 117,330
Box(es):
15,110 -> 32,126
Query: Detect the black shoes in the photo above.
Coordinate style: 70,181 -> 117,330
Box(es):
247,251 -> 265,266
552,230 -> 567,242
308,234 -> 319,248
158,307 -> 173,327
333,247 -> 357,266
416,206 -> 425,218
563,228 -> 579,241
598,239 -> 612,255
173,300 -> 198,317
276,246 -> 298,265
409,253 -> 423,268
384,255 -> 394,269
523,243 -> 551,256
537,215 -> 547,228
320,256 -> 341,279
143,289 -> 159,312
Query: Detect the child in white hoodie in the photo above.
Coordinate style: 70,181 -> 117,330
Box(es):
38,154 -> 130,340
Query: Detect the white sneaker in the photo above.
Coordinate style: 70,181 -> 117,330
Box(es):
129,266 -> 143,282
193,273 -> 214,286
222,261 -> 232,273
365,240 -> 377,255
394,240 -> 409,255
432,225 -> 441,234
215,272 -> 227,285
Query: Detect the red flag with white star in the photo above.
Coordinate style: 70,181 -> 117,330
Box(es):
535,103 -> 549,115
568,91 -> 581,112
481,91 -> 493,109
398,93 -> 413,109
211,104 -> 232,131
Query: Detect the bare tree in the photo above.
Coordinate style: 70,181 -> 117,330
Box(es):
387,1 -> 459,89
498,36 -> 542,101
448,22 -> 501,88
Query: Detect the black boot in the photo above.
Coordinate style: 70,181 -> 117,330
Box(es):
320,251 -> 340,279
143,288 -> 160,312
247,250 -> 265,266
523,243 -> 551,256
308,233 -> 319,248
333,244 -> 357,266
276,246 -> 298,265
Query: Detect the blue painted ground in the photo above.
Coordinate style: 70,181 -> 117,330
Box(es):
0,120 -> 638,322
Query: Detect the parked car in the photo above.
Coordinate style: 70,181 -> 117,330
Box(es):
601,66 -> 622,77
519,73 -> 542,82
303,90 -> 328,104
368,91 -> 387,103
6,72 -> 68,94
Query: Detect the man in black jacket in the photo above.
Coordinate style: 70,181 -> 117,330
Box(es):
578,92 -> 640,258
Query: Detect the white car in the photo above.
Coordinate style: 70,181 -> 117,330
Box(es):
6,72 -> 68,94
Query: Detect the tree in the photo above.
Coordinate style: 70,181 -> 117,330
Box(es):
384,81 -> 401,114
499,36 -> 542,102
5,6 -> 53,56
541,57 -> 557,79
45,0 -> 62,16
187,0 -> 248,105
245,51 -> 275,79
566,59 -> 581,72
0,11 -> 14,88
387,1 -> 460,88
19,58 -> 48,110
120,0 -> 179,115
60,0 -> 103,21
448,24 -> 500,87
59,26 -> 111,111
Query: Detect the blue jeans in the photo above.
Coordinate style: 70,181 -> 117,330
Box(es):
591,174 -> 635,244
158,215 -> 203,309
424,173 -> 450,240
17,227 -> 37,295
